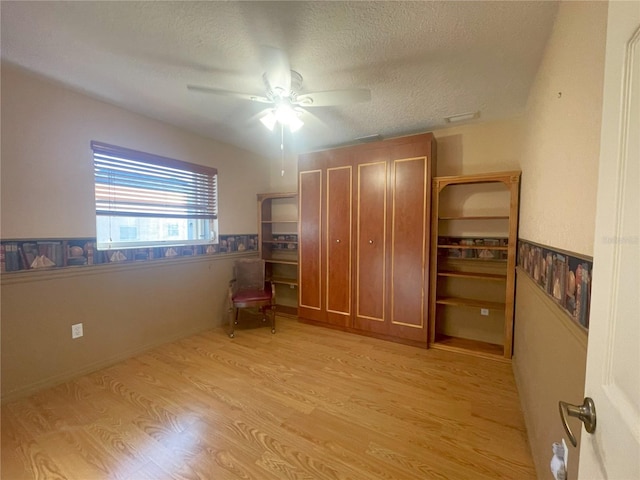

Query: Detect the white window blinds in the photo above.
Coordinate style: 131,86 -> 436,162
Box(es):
92,141 -> 218,220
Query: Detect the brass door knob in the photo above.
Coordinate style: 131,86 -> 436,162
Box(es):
559,397 -> 596,447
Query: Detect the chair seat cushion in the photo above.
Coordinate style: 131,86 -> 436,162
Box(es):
233,288 -> 272,303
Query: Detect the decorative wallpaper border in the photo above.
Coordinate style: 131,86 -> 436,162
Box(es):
517,239 -> 592,331
1,234 -> 258,273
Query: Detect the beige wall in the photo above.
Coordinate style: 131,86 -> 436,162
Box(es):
270,117 -> 525,192
1,63 -> 270,238
518,1 -> 607,257
513,1 -> 607,478
1,64 -> 270,401
513,270 -> 588,480
432,117 -> 524,176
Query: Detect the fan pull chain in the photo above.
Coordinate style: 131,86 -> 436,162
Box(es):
280,123 -> 285,177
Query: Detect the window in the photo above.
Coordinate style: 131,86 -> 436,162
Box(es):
167,224 -> 180,237
92,141 -> 218,250
119,226 -> 138,241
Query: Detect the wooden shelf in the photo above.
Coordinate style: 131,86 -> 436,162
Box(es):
261,220 -> 298,224
264,258 -> 297,266
438,244 -> 507,251
270,276 -> 298,286
439,257 -> 507,264
438,215 -> 509,220
431,334 -> 506,360
262,240 -> 299,245
431,170 -> 522,187
436,296 -> 505,310
438,271 -> 507,281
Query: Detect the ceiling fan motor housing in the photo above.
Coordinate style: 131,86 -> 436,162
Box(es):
264,70 -> 304,102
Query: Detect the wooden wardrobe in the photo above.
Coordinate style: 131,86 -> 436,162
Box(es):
298,133 -> 436,344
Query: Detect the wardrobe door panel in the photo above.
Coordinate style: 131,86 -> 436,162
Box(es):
355,161 -> 387,326
389,156 -> 428,340
298,169 -> 323,321
326,166 -> 352,324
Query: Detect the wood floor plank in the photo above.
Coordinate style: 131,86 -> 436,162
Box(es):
1,317 -> 536,479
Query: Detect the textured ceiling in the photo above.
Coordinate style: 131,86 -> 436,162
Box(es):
1,1 -> 558,157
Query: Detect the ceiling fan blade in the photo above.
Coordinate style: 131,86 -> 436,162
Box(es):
187,85 -> 271,103
260,46 -> 291,94
296,89 -> 371,107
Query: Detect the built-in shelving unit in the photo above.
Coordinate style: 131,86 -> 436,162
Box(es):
258,192 -> 299,318
428,171 -> 520,360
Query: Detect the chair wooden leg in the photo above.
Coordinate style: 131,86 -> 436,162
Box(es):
228,304 -> 275,337
228,306 -> 236,338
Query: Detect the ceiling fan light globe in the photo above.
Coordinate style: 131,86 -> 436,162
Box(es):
260,104 -> 303,132
274,104 -> 293,123
289,115 -> 304,132
260,111 -> 277,131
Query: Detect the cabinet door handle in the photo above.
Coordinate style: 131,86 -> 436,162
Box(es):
558,397 -> 596,447
368,240 -> 374,245
336,239 -> 341,243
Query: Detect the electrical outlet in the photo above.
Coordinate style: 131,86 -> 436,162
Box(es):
480,308 -> 489,316
71,323 -> 83,339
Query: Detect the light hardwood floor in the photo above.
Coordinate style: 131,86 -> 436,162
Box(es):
1,316 -> 536,479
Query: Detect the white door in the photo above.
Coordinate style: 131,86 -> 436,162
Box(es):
578,1 -> 640,478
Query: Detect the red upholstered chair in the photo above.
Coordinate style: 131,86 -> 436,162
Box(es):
227,258 -> 276,338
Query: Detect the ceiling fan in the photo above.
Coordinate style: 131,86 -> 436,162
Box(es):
187,47 -> 371,133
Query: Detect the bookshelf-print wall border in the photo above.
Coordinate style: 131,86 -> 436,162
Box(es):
1,235 -> 258,273
517,239 -> 592,331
